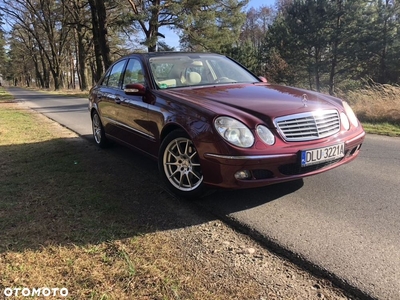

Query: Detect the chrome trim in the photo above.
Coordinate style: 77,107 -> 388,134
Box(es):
345,131 -> 366,144
274,109 -> 340,142
103,117 -> 155,140
205,153 -> 293,160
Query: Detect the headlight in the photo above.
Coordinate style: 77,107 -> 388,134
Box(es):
343,102 -> 359,127
256,125 -> 275,145
340,112 -> 350,131
214,116 -> 254,148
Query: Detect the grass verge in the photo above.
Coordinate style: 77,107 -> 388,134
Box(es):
0,87 -> 14,102
0,103 -> 220,299
342,83 -> 400,136
0,104 -> 176,298
360,122 -> 400,136
27,86 -> 89,98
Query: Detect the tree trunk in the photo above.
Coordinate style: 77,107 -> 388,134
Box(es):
95,0 -> 111,69
379,9 -> 388,83
88,0 -> 112,77
49,63 -> 62,90
39,49 -> 50,89
314,48 -> 321,92
88,0 -> 104,82
147,0 -> 160,52
76,26 -> 88,90
32,54 -> 45,88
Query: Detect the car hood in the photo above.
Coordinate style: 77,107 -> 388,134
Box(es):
162,83 -> 343,127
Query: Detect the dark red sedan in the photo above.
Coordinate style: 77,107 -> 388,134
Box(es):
89,52 -> 365,198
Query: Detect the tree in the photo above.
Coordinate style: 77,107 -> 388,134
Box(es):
222,42 -> 259,74
179,0 -> 248,52
1,0 -> 72,90
364,0 -> 400,83
1,0 -> 139,89
263,15 -> 299,85
265,0 -> 357,92
265,0 -> 400,91
0,12 -> 7,83
126,0 -> 170,52
88,0 -> 112,79
234,5 -> 275,77
62,0 -> 93,90
125,0 -> 248,52
241,5 -> 273,50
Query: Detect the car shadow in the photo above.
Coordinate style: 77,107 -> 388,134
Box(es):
0,136 -> 304,254
98,141 -> 304,214
199,179 -> 304,214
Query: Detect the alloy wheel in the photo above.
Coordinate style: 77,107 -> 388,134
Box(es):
163,137 -> 203,192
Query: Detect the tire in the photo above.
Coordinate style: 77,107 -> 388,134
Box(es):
158,130 -> 206,198
91,111 -> 108,148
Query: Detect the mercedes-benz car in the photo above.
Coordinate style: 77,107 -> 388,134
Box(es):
89,52 -> 365,198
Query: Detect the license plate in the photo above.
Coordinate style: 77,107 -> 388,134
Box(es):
301,143 -> 344,167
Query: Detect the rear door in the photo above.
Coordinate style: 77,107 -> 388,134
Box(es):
96,59 -> 128,137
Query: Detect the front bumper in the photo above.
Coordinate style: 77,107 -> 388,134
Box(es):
201,131 -> 365,189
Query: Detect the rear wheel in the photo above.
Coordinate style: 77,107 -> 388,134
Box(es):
92,111 -> 108,148
159,130 -> 206,198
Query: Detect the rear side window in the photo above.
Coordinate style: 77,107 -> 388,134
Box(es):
107,60 -> 127,88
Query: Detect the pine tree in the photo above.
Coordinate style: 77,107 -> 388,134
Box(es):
178,0 -> 248,52
0,12 -> 7,85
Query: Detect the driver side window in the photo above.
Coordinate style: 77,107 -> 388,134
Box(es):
123,59 -> 145,86
107,60 -> 127,88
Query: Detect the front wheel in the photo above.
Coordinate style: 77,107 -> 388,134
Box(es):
159,130 -> 206,198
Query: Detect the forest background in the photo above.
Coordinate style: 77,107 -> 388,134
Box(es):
0,0 -> 399,128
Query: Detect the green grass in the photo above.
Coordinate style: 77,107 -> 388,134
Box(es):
0,87 -> 14,102
361,122 -> 400,136
0,105 -> 187,299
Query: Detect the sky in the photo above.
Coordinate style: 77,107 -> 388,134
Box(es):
159,0 -> 276,50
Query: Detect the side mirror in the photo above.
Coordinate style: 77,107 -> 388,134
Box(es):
124,83 -> 146,96
258,76 -> 268,83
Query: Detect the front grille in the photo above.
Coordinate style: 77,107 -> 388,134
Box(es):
275,110 -> 340,141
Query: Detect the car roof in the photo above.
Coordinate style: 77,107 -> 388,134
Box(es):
127,52 -> 224,58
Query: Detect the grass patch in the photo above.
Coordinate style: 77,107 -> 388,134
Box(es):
360,122 -> 400,136
1,104 -> 286,299
340,83 -> 400,136
0,104 -> 194,299
0,87 -> 14,102
28,87 -> 89,98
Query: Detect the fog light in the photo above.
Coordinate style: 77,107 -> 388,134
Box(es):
235,170 -> 251,180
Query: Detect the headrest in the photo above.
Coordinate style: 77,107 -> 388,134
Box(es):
187,72 -> 201,85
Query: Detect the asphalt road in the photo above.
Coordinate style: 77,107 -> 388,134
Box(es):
7,87 -> 400,299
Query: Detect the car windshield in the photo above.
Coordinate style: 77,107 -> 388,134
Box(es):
149,54 -> 259,89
